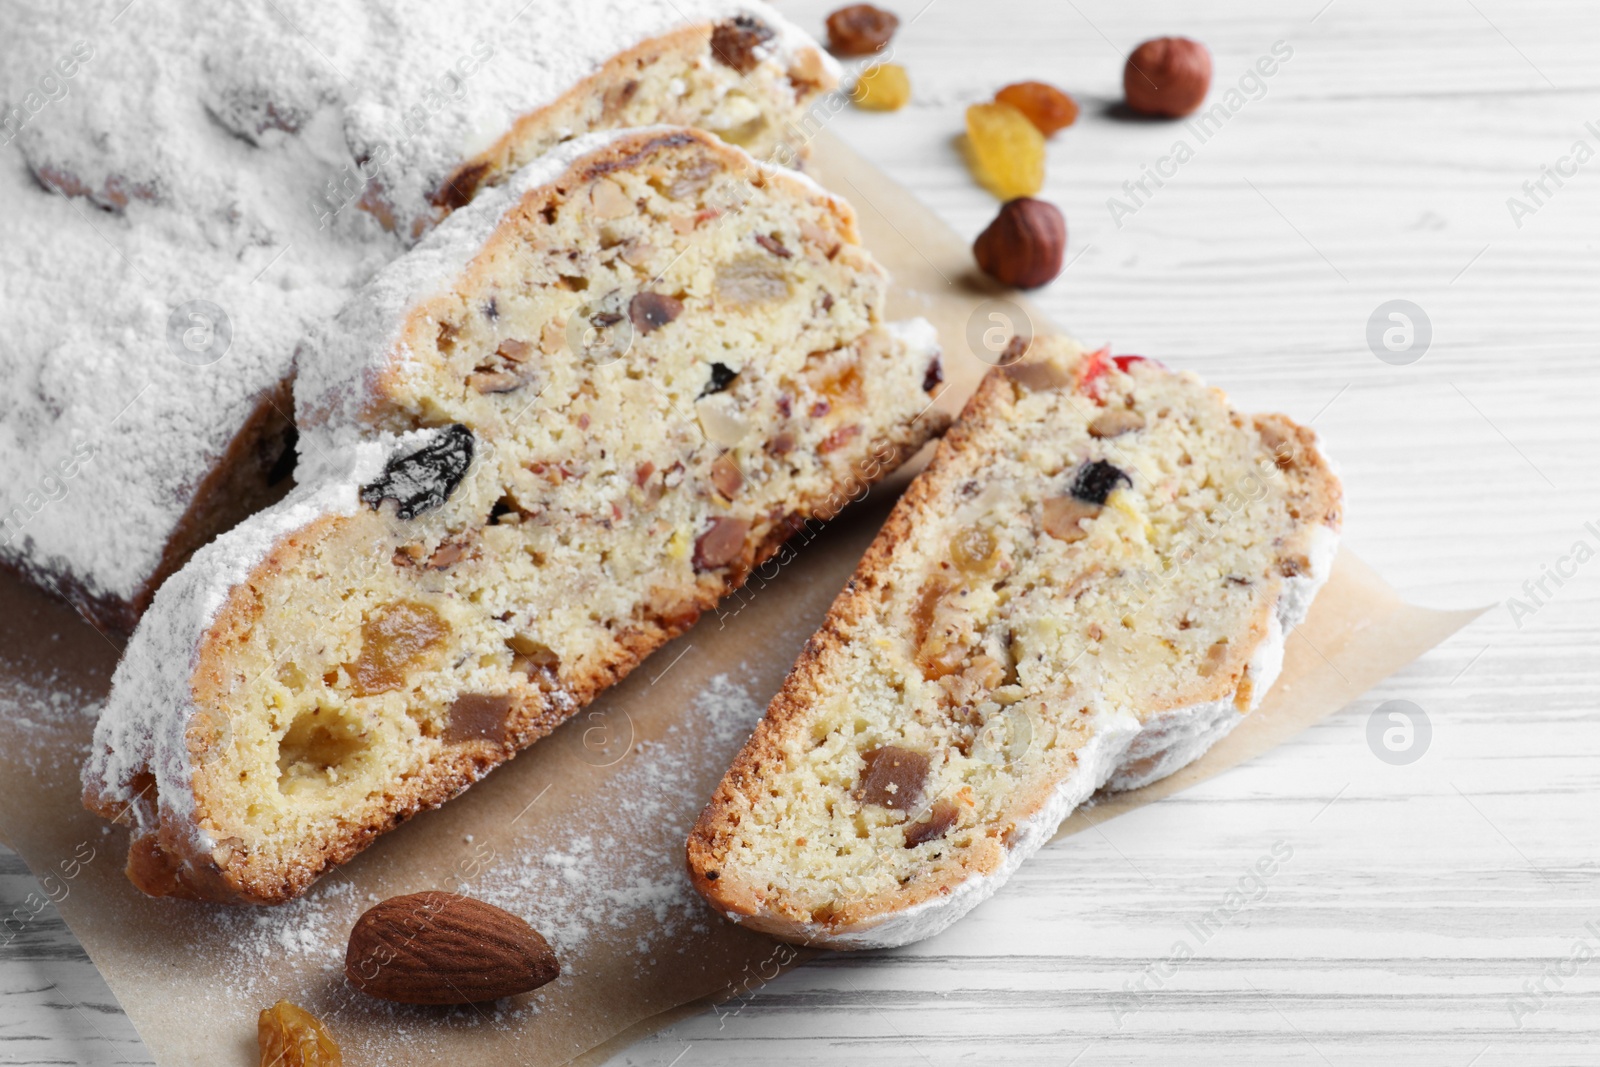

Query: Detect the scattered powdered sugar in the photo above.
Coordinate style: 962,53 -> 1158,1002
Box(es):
0,662 -> 105,782
474,673 -> 761,960
0,668 -> 103,728
95,670 -> 765,1031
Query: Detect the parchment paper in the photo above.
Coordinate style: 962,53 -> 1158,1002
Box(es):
0,133 -> 1484,1066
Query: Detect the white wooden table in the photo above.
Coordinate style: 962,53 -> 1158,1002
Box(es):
6,0 -> 1599,1062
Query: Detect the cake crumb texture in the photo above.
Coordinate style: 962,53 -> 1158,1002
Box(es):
687,338 -> 1342,947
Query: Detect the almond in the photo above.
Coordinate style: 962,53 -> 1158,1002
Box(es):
345,891 -> 559,1004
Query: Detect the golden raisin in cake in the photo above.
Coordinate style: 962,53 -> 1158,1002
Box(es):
686,337 -> 1342,948
0,0 -> 838,632
82,128 -> 948,906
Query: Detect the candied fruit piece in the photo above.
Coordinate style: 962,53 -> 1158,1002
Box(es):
444,693 -> 514,745
910,577 -> 949,648
629,291 -> 683,335
911,579 -> 967,681
258,1000 -> 341,1067
826,4 -> 899,56
965,102 -> 1045,200
817,364 -> 864,407
995,81 -> 1079,136
350,601 -> 450,696
694,516 -> 751,571
854,745 -> 929,811
905,798 -> 961,847
851,63 -> 911,111
714,256 -> 792,308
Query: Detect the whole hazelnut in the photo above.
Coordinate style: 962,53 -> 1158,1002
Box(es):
1123,37 -> 1212,118
973,198 -> 1066,290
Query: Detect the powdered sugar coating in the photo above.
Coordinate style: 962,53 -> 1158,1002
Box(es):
7,0 -> 828,235
0,147 -> 365,612
0,0 -> 830,613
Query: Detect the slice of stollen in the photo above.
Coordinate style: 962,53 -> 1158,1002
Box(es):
82,127 -> 948,905
687,336 -> 1342,948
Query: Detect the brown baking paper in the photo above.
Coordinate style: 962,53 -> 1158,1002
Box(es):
0,133 -> 1484,1066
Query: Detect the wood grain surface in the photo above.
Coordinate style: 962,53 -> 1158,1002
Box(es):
4,0 -> 1598,1063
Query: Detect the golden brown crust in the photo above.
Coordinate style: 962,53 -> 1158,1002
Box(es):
385,22 -> 838,237
687,356 -> 1345,937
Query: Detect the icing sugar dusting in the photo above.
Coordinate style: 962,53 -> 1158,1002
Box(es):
475,674 -> 761,959
77,670 -> 765,1058
0,0 -> 822,607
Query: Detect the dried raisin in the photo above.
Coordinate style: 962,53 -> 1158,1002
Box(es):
700,362 -> 738,397
852,63 -> 911,111
359,424 -> 474,520
950,525 -> 999,575
710,16 -> 774,74
995,81 -> 1079,136
965,102 -> 1045,200
258,1000 -> 341,1067
826,4 -> 900,56
1070,460 -> 1131,505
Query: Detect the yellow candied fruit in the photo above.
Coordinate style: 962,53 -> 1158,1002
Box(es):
965,102 -> 1046,199
1106,488 -> 1155,544
667,526 -> 693,561
851,63 -> 911,111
